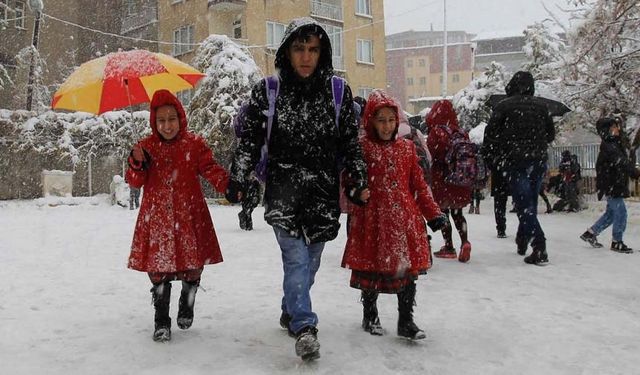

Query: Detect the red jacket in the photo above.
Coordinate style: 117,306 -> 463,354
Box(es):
342,91 -> 442,274
126,90 -> 229,274
426,100 -> 471,209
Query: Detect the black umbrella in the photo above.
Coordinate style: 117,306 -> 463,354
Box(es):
407,114 -> 427,133
487,94 -> 571,117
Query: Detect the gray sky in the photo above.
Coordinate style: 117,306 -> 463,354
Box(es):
383,0 -> 578,35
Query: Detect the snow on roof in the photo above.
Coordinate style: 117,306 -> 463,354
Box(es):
471,29 -> 525,41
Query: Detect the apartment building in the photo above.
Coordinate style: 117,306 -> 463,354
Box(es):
472,30 -> 527,74
158,0 -> 387,104
386,30 -> 475,114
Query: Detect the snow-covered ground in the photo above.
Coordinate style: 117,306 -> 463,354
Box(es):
1,196 -> 639,375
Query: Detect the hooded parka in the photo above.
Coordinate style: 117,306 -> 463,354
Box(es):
342,91 -> 442,280
426,100 -> 472,209
126,90 -> 229,273
594,118 -> 640,200
230,17 -> 367,244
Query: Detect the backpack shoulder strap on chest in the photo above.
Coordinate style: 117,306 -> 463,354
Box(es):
331,75 -> 345,131
264,75 -> 280,143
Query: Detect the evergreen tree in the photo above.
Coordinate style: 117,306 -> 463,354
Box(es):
522,21 -> 565,80
0,63 -> 12,90
189,35 -> 262,168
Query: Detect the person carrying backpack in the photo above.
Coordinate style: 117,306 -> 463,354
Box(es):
483,71 -> 555,265
226,18 -> 367,361
426,100 -> 473,263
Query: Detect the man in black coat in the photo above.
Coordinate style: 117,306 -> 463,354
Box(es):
580,117 -> 640,253
226,18 -> 367,360
483,71 -> 555,265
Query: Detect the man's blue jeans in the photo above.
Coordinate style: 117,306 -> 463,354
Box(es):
274,227 -> 325,334
508,161 -> 547,250
591,197 -> 627,242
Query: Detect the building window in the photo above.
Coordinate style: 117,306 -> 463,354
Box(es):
320,23 -> 343,69
15,1 -> 25,29
233,17 -> 242,39
173,25 -> 194,56
406,59 -> 413,68
358,87 -> 373,99
419,59 -> 426,67
419,77 -> 426,85
266,21 -> 286,49
356,39 -> 373,64
453,74 -> 460,83
355,0 -> 371,16
407,78 -> 414,86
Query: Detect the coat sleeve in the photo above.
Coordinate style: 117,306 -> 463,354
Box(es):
409,142 -> 442,221
196,137 -> 230,193
229,79 -> 268,184
125,141 -> 149,188
482,107 -> 505,169
338,85 -> 368,189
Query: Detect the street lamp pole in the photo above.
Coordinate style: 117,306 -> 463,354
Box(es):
26,0 -> 43,111
441,0 -> 448,98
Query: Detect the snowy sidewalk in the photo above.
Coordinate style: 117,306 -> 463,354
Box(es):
1,197 -> 639,375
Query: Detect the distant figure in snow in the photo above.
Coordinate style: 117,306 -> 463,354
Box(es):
342,90 -> 446,340
553,151 -> 582,212
483,71 -> 555,266
226,18 -> 367,361
126,90 -> 230,342
580,117 -> 640,253
109,175 -> 129,208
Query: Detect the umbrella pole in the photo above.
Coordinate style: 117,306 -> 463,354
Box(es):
123,79 -> 138,143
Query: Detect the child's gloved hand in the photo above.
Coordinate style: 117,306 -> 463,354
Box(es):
347,186 -> 369,206
427,214 -> 447,232
225,180 -> 244,203
128,145 -> 151,171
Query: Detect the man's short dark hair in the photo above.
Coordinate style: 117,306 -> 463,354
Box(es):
289,25 -> 324,48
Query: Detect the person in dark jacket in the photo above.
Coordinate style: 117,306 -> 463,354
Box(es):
237,173 -> 261,230
483,71 -> 555,265
226,18 -> 367,361
553,150 -> 581,212
580,117 -> 640,253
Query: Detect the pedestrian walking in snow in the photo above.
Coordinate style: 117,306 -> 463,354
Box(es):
237,173 -> 261,230
426,100 -> 473,262
126,90 -> 230,342
553,150 -> 582,212
580,117 -> 640,253
341,90 -> 446,340
483,71 -> 555,265
226,18 -> 367,361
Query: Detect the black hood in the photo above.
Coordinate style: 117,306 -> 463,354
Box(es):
275,17 -> 333,81
595,117 -> 620,139
505,71 -> 535,96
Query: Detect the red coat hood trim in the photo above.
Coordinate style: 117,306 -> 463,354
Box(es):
425,99 -> 459,132
149,90 -> 188,141
362,90 -> 401,142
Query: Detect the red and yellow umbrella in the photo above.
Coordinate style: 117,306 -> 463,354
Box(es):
52,50 -> 204,114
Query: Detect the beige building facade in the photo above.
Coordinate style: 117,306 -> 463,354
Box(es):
157,0 -> 387,102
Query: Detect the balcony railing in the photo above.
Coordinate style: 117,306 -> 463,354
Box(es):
208,0 -> 247,11
310,0 -> 343,22
121,6 -> 157,34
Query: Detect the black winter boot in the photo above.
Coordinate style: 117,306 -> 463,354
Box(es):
177,279 -> 199,330
361,290 -> 383,335
524,243 -> 549,266
515,236 -> 528,256
397,282 -> 426,340
610,241 -> 633,254
151,281 -> 172,342
295,326 -> 320,361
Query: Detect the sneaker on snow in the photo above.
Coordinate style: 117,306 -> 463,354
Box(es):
295,326 -> 320,361
458,242 -> 471,263
580,231 -> 603,248
434,246 -> 457,259
497,230 -> 507,239
610,241 -> 633,254
153,326 -> 171,342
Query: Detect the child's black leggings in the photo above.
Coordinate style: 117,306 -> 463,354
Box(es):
442,208 -> 468,247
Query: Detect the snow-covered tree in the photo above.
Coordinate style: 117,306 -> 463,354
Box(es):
453,62 -> 508,131
15,46 -> 49,113
0,63 -> 12,90
559,0 -> 640,150
522,21 -> 566,81
189,35 -> 262,168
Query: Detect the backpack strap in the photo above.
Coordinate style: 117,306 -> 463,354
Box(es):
331,76 -> 345,131
264,75 -> 280,145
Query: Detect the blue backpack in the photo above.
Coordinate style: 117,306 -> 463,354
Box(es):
233,75 -> 347,183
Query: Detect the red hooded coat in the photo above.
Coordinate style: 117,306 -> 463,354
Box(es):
426,100 -> 472,209
342,91 -> 442,275
126,90 -> 229,274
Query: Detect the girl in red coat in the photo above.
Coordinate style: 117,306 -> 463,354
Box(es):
126,90 -> 230,342
342,90 -> 446,340
426,100 -> 473,262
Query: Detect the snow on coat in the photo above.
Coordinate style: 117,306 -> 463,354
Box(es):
342,90 -> 442,275
426,100 -> 472,209
229,18 -> 367,244
126,90 -> 229,273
